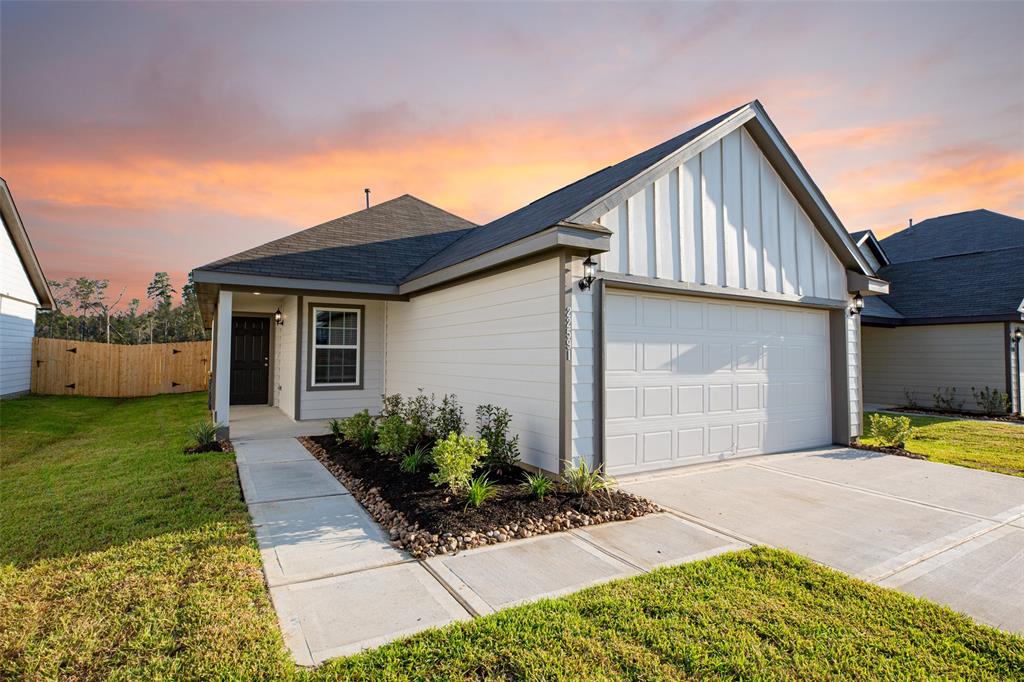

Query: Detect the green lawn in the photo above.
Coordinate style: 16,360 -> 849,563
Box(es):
863,410 -> 1024,477
2,394 -> 1022,679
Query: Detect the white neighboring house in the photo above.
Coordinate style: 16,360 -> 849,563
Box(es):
1,178 -> 54,399
193,100 -> 888,476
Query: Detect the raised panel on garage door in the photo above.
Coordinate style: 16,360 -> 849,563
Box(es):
603,290 -> 831,475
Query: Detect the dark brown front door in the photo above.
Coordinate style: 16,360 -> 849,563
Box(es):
230,317 -> 270,405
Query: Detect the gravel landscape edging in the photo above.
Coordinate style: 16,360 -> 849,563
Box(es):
299,436 -> 659,559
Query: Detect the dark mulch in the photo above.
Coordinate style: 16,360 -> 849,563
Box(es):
889,406 -> 1024,423
306,434 -> 653,538
184,440 -> 234,455
851,443 -> 926,460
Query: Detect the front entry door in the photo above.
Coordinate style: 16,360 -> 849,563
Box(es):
230,316 -> 270,405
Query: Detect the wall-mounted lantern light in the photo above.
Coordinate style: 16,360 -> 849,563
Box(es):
1013,329 -> 1023,343
274,308 -> 284,325
578,255 -> 597,291
850,293 -> 865,316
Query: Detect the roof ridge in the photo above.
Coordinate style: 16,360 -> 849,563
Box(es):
885,243 -> 1024,265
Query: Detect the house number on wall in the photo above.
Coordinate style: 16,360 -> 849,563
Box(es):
564,306 -> 573,360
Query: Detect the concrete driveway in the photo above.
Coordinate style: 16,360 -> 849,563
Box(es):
622,447 -> 1024,634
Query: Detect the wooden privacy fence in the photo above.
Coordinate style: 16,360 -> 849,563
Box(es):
31,338 -> 210,398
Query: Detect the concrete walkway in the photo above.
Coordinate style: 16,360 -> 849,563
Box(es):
236,440 -> 1024,666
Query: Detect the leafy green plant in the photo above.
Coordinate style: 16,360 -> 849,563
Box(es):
376,413 -> 416,457
403,388 -> 436,441
902,389 -> 919,410
433,393 -> 465,439
381,393 -> 404,418
971,386 -> 1010,416
520,471 -> 554,500
400,444 -> 431,474
338,410 -> 377,450
476,404 -> 520,473
562,460 -> 614,497
430,432 -> 489,494
465,473 -> 499,510
932,387 -> 964,412
185,420 -> 221,448
868,413 -> 913,448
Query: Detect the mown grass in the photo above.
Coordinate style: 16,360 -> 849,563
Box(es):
863,410 -> 1024,477
2,394 -> 1022,680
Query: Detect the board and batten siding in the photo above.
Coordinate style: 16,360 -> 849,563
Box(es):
570,256 -> 596,467
599,126 -> 846,301
385,258 -> 561,473
861,323 -> 1006,409
1,215 -> 40,398
298,296 -> 385,420
846,312 -> 862,437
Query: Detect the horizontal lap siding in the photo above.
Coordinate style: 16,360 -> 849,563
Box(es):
861,323 -> 1006,409
599,126 -> 845,302
277,296 -> 298,417
386,259 -> 560,472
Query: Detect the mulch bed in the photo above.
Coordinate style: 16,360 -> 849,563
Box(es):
887,407 -> 1023,423
184,440 -> 234,455
300,435 -> 659,558
850,443 -> 926,460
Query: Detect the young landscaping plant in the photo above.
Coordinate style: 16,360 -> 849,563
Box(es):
339,409 -> 377,450
520,471 -> 553,500
376,413 -> 416,457
380,392 -> 404,418
400,444 -> 431,474
430,432 -> 489,494
329,417 -> 344,439
433,393 -> 465,439
932,386 -> 964,412
971,386 -> 1010,416
476,404 -> 520,474
868,413 -> 913,448
562,460 -> 615,497
464,473 -> 499,510
404,389 -> 435,441
185,420 -> 221,451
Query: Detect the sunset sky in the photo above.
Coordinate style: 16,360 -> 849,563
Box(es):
2,1 -> 1021,304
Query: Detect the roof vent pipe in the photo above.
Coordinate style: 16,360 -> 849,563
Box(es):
908,218 -> 913,227
365,188 -> 371,209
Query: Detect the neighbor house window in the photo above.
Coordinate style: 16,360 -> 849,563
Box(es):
311,307 -> 360,387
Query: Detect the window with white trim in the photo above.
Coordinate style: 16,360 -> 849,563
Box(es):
311,307 -> 360,386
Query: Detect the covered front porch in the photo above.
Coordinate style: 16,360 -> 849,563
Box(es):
229,405 -> 333,441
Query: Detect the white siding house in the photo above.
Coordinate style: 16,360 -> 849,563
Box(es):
194,100 -> 886,473
0,179 -> 53,398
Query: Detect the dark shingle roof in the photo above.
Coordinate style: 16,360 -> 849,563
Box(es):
878,209 -> 1023,263
864,209 -> 1024,322
849,229 -> 870,243
405,104 -> 749,280
198,194 -> 475,285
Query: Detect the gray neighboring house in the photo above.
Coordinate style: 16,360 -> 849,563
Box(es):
193,100 -> 888,476
857,209 -> 1024,415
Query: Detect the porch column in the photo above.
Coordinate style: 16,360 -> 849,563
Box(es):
214,289 -> 233,436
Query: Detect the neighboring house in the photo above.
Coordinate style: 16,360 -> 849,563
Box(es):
0,178 -> 54,398
857,210 -> 1024,415
193,100 -> 887,476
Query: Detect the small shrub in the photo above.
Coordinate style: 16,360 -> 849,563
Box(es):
186,421 -> 220,448
433,394 -> 465,439
381,393 -> 404,418
338,410 -> 377,450
932,387 -> 964,412
520,471 -> 554,500
971,386 -> 1009,416
430,432 -> 489,494
329,417 -> 343,439
404,388 -> 435,441
868,413 -> 912,448
400,444 -> 431,474
465,474 -> 499,510
476,404 -> 520,473
376,413 -> 416,457
562,460 -> 615,497
902,389 -> 919,410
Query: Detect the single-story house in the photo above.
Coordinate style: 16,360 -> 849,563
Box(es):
193,100 -> 888,476
1,178 -> 54,399
857,209 -> 1024,415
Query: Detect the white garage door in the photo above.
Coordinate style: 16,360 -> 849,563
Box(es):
603,290 -> 832,475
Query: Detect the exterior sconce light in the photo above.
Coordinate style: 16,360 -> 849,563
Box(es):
274,308 -> 284,325
850,293 -> 864,317
1013,329 -> 1023,343
579,255 -> 597,291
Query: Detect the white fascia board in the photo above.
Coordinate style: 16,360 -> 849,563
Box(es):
846,270 -> 890,295
191,269 -> 401,296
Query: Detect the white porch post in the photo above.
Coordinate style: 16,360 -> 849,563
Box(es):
214,289 -> 233,434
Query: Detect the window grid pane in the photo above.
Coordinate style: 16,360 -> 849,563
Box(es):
313,308 -> 360,385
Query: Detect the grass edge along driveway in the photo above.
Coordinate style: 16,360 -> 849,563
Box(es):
863,410 -> 1024,477
1,394 -> 1022,679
